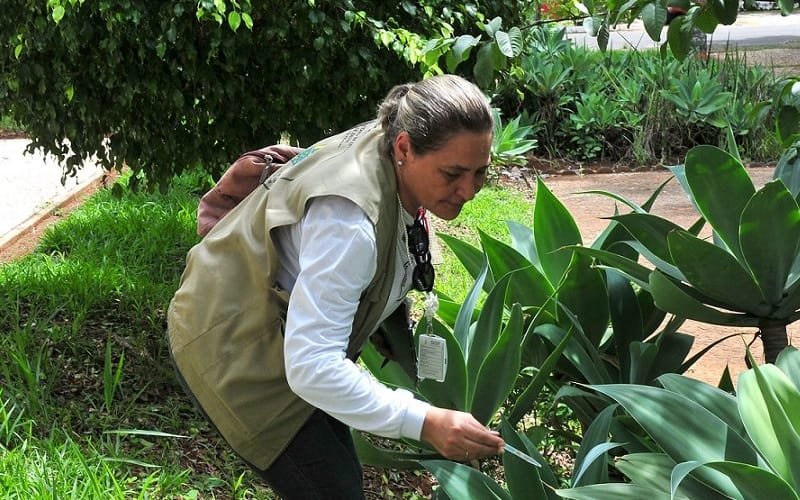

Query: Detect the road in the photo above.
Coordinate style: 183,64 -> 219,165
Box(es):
566,10 -> 800,50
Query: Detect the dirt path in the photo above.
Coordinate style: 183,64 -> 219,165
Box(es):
537,166 -> 795,385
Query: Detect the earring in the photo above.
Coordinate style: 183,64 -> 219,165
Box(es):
397,160 -> 404,167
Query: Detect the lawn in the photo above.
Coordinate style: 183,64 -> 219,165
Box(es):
0,170 -> 536,498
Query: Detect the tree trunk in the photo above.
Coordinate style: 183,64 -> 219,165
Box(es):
760,319 -> 789,364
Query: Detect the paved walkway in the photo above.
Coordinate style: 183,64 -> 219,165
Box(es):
567,10 -> 800,50
0,138 -> 104,247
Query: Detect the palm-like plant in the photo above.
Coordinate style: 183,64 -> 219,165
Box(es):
558,347 -> 800,499
581,145 -> 800,363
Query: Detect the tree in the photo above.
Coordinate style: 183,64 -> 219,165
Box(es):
1,0 -> 527,187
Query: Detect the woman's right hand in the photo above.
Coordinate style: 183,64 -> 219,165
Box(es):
420,407 -> 505,461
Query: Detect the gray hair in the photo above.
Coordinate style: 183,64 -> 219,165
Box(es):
376,74 -> 494,159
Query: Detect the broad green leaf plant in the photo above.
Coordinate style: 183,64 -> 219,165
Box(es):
581,144 -> 800,363
558,347 -> 800,499
357,174 -> 727,495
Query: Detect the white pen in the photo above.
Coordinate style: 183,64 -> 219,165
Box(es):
503,443 -> 541,467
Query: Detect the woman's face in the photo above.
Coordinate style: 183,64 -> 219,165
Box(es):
394,130 -> 492,221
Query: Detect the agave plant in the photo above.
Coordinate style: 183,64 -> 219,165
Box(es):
421,411 -> 628,499
491,108 -> 539,168
440,177 -> 736,429
579,145 -> 800,363
558,347 -> 800,499
354,262 -> 526,468
356,174 -> 734,491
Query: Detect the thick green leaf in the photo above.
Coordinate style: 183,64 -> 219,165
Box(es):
778,0 -> 795,15
639,289 -> 669,338
718,366 -> 736,393
360,343 -> 415,391
684,145 -> 755,262
642,2 -> 667,41
558,253 -> 610,348
649,270 -> 759,327
777,109 -> 800,148
572,404 -> 618,486
533,177 -> 583,285
666,18 -> 690,60
557,483 -> 674,499
507,264 -> 556,314
507,26 -> 524,56
500,420 -> 551,500
480,229 -> 535,280
507,321 -> 574,426
554,385 -> 612,431
628,342 -> 658,384
774,275 -> 800,318
568,246 -> 652,289
774,144 -> 800,199
667,230 -> 769,314
467,275 -> 510,381
439,233 -> 491,287
436,298 -> 461,328
646,331 -> 694,378
470,304 -> 523,424
710,0 -> 739,24
738,363 -> 800,488
591,383 -> 758,496
473,42 -> 497,90
672,461 -> 799,500
536,324 -> 612,384
614,453 -> 729,499
656,373 -> 746,439
776,346 -> 800,392
739,180 -> 800,305
695,7 -> 720,33
446,34 -> 480,73
352,430 -> 433,469
607,271 -> 644,381
610,213 -> 684,273
597,20 -> 610,51
454,256 -> 489,350
421,460 -> 510,499
507,220 -> 538,264
494,30 -> 514,57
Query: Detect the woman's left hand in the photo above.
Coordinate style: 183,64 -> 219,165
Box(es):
420,407 -> 505,461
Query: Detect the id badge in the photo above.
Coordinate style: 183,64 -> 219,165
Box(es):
417,334 -> 447,382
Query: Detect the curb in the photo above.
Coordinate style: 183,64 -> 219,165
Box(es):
0,168 -> 107,254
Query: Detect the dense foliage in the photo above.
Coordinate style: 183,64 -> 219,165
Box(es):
0,1 -> 530,187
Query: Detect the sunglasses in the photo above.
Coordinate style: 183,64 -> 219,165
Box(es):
406,209 -> 435,292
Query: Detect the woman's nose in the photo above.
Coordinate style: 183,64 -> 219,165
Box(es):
457,175 -> 481,201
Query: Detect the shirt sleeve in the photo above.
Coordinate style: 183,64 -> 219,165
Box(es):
282,196 -> 429,441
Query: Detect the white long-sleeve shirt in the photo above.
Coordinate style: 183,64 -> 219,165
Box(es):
272,195 -> 430,441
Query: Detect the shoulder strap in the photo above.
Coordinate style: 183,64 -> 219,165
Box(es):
197,145 -> 303,237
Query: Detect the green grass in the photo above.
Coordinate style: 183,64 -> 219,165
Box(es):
0,170 -> 274,499
434,184 -> 534,302
0,171 -> 536,498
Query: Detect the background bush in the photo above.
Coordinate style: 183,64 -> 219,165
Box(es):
0,1 -> 528,187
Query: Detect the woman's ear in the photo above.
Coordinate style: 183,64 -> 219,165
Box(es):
393,131 -> 412,164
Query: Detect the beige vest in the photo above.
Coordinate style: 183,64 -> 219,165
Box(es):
167,122 -> 400,469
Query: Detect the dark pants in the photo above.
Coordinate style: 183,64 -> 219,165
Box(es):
253,409 -> 365,500
168,351 -> 364,499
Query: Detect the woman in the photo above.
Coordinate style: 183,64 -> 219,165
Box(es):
167,74 -> 505,499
